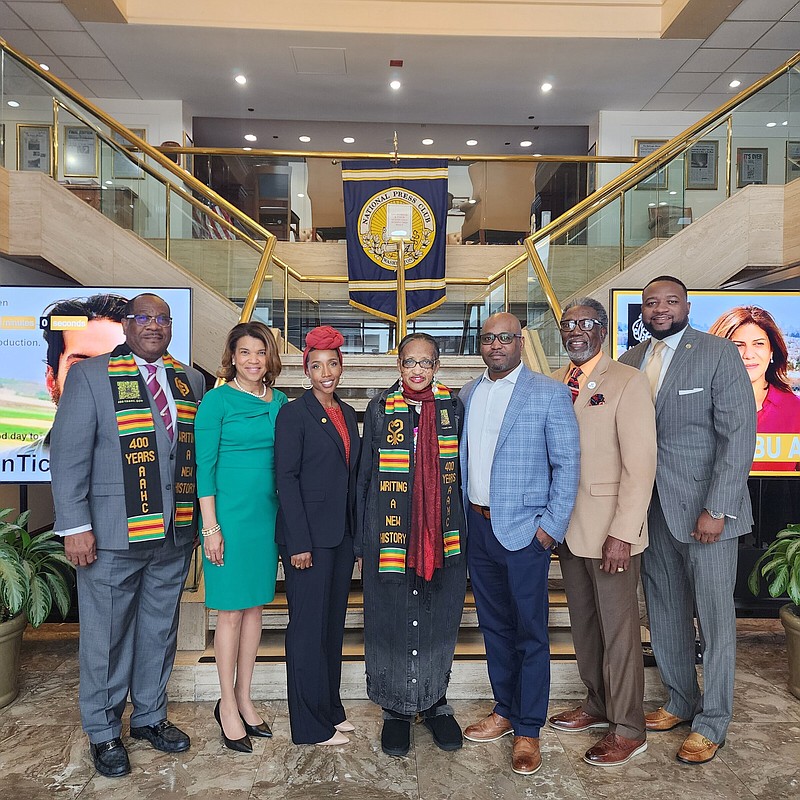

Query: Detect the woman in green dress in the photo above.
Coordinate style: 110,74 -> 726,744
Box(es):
196,321 -> 286,752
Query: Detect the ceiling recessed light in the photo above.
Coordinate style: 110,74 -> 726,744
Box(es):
520,140 -> 532,147
389,80 -> 402,90
669,191 -> 677,195
7,100 -> 19,107
466,139 -> 478,146
342,136 -> 355,144
659,201 -> 668,206
648,202 -> 656,207
782,120 -> 789,126
105,180 -> 113,185
468,199 -> 477,204
244,133 -> 257,141
297,193 -> 305,198
299,135 -> 311,142
235,74 -> 247,85
533,153 -> 542,157
422,138 -> 434,146
39,63 -> 50,71
766,121 -> 777,127
729,79 -> 741,88
243,146 -> 252,151
541,82 -> 553,92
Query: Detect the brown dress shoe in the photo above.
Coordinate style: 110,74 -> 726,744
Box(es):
645,707 -> 689,732
583,733 -> 647,766
676,732 -> 724,764
549,706 -> 609,732
464,711 -> 514,742
511,736 -> 542,775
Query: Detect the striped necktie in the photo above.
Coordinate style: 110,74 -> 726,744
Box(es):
645,340 -> 667,400
567,366 -> 582,404
145,363 -> 174,440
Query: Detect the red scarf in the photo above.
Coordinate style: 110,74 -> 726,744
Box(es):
403,382 -> 443,581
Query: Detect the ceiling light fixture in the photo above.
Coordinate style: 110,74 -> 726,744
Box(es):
39,63 -> 50,72
390,80 -> 402,90
520,140 -> 532,147
235,75 -> 247,85
466,139 -> 478,146
422,138 -> 434,146
297,193 -> 305,198
343,136 -> 355,144
782,120 -> 789,126
299,135 -> 311,142
244,133 -> 257,141
766,121 -> 777,127
729,79 -> 741,88
7,100 -> 19,107
243,147 -> 252,151
533,153 -> 542,157
541,82 -> 553,92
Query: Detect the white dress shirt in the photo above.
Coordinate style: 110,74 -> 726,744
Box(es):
58,355 -> 175,536
466,362 -> 523,507
642,326 -> 687,397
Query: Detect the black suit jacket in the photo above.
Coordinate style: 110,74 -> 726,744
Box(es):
274,390 -> 361,556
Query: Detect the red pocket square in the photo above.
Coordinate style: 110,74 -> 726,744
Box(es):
589,393 -> 605,406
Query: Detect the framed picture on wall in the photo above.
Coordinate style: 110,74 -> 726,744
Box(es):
17,124 -> 52,173
737,147 -> 768,187
788,141 -> 800,183
111,128 -> 146,179
686,140 -> 718,190
63,126 -> 98,177
634,139 -> 668,190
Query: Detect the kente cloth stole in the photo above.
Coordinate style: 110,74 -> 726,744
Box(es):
376,381 -> 464,577
108,346 -> 198,543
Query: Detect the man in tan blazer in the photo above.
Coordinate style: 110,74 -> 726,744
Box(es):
548,297 -> 657,767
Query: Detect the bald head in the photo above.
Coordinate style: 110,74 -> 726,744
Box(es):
479,312 -> 524,380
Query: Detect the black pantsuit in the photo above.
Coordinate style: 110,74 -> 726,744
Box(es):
275,391 -> 360,745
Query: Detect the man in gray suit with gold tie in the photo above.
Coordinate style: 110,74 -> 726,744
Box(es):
50,293 -> 205,777
619,276 -> 755,765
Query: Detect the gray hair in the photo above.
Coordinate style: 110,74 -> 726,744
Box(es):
563,297 -> 608,329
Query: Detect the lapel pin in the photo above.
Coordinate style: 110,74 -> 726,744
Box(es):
321,417 -> 328,423
685,343 -> 692,349
587,381 -> 597,390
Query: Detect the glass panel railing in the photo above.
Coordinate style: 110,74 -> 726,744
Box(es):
521,53 -> 800,329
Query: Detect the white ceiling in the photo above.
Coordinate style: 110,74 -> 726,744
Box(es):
0,0 -> 798,154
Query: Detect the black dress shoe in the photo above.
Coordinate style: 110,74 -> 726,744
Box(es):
240,712 -> 272,738
130,720 -> 190,753
214,700 -> 253,753
381,718 -> 411,757
90,738 -> 131,778
423,713 -> 463,751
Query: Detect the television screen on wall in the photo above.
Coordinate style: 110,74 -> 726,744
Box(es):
0,286 -> 192,484
611,289 -> 800,478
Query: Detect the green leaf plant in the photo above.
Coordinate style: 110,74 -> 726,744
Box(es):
748,523 -> 800,610
0,507 -> 74,627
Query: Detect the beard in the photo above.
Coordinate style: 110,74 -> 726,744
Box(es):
643,316 -> 688,340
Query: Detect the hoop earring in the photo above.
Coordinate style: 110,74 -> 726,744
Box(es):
301,377 -> 312,390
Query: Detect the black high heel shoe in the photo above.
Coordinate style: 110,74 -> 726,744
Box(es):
239,712 -> 273,738
214,700 -> 253,753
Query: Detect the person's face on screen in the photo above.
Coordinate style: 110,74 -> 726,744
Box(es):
729,322 -> 772,387
641,281 -> 690,340
46,318 -> 125,405
123,295 -> 172,362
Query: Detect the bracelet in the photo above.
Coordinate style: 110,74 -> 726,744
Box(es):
201,524 -> 221,537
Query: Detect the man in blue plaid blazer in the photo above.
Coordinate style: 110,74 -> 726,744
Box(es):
459,312 -> 580,776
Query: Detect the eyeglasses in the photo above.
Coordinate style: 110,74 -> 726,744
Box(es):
400,358 -> 436,369
479,332 -> 522,345
126,314 -> 172,327
559,318 -> 603,332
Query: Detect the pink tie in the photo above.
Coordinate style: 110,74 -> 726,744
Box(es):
145,364 -> 174,440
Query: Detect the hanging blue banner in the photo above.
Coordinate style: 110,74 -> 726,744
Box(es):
342,159 -> 448,321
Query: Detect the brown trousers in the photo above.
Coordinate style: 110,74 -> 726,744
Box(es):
559,541 -> 646,740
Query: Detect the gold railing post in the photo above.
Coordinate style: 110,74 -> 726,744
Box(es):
503,270 -> 510,313
524,239 -> 562,324
395,238 -> 408,345
283,260 -> 290,354
51,98 -> 58,179
164,185 -> 171,262
619,190 -> 625,271
239,237 -> 277,324
725,116 -> 733,199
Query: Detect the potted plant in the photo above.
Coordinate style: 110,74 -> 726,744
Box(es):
748,523 -> 800,700
0,507 -> 74,708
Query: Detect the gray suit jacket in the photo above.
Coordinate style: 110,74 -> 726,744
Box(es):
50,353 -> 206,550
619,326 -> 756,541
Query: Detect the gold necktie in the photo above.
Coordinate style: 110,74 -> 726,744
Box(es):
645,340 -> 666,399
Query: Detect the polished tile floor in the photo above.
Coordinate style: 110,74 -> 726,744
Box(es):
0,620 -> 798,799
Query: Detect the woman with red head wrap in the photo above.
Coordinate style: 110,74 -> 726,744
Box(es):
274,326 -> 361,745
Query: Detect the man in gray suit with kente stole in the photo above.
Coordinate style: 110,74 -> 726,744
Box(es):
50,293 -> 205,778
619,276 -> 755,765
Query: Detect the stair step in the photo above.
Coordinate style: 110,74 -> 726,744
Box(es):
207,589 -> 571,631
